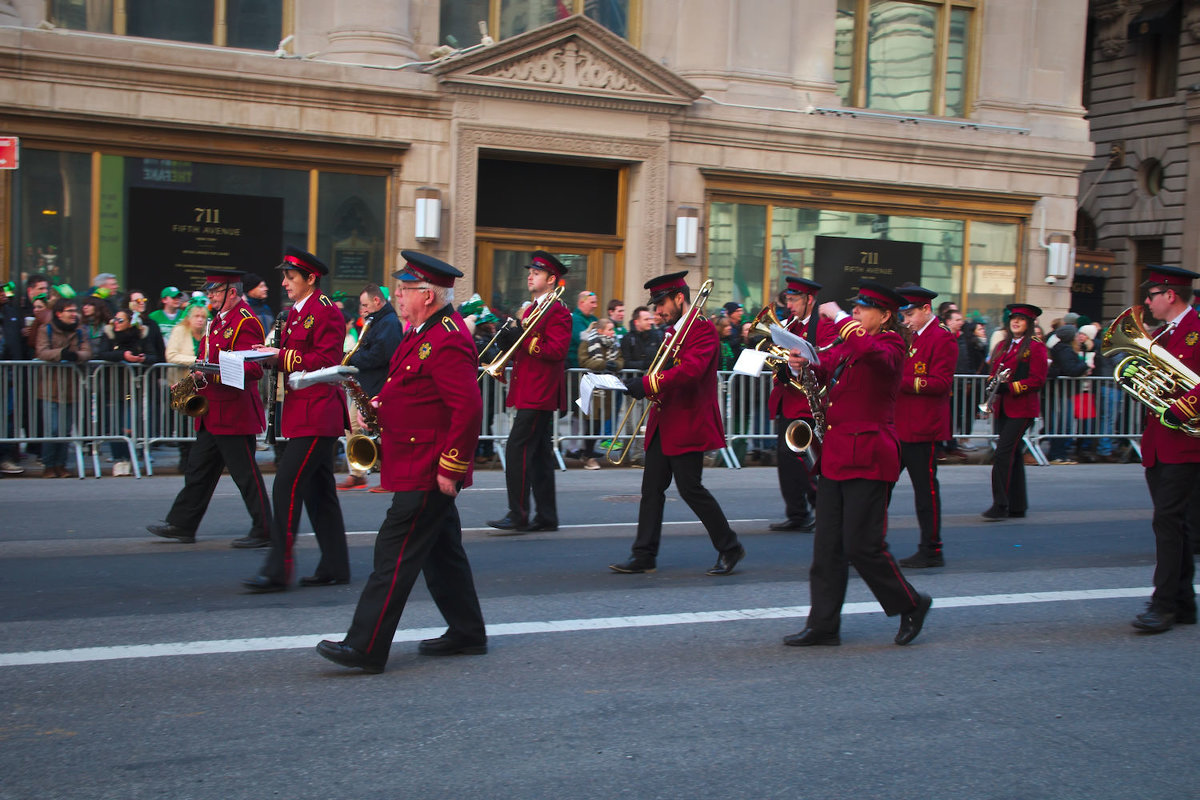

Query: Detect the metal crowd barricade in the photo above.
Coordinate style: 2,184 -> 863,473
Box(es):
141,362 -> 197,476
1035,374 -> 1143,460
86,362 -> 143,478
720,371 -> 772,468
0,360 -> 89,477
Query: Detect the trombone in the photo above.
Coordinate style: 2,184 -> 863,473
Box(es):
605,279 -> 714,464
478,284 -> 566,384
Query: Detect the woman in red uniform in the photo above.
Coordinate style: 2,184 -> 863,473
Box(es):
783,280 -> 932,648
982,303 -> 1048,520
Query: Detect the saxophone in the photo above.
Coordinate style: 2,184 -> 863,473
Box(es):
342,319 -> 380,471
170,319 -> 211,417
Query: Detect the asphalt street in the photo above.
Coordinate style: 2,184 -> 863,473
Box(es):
1,460 -> 1196,800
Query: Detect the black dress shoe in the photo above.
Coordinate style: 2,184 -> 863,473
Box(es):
898,552 -> 945,569
981,506 -> 1009,521
706,544 -> 745,576
316,640 -> 383,674
769,512 -> 816,532
783,628 -> 841,647
487,515 -> 529,534
242,574 -> 287,593
147,522 -> 196,544
418,634 -> 488,656
231,532 -> 271,549
609,557 -> 656,574
1008,510 -> 1027,519
299,575 -> 350,587
895,592 -> 933,645
1132,607 -> 1176,633
523,519 -> 558,532
1177,607 -> 1197,625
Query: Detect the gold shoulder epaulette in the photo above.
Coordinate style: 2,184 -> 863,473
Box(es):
319,294 -> 333,307
441,316 -> 459,333
240,308 -> 253,319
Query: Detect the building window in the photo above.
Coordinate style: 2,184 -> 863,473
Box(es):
440,0 -> 638,47
49,0 -> 288,50
835,0 -> 977,118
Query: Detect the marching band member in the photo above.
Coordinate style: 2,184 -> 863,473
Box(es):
487,251 -> 571,535
783,280 -> 931,647
244,247 -> 350,593
893,284 -> 958,568
317,252 -> 486,674
146,268 -> 271,548
609,271 -> 745,576
1128,265 -> 1200,632
767,276 -> 839,532
982,303 -> 1048,521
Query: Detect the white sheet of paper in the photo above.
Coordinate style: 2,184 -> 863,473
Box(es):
769,323 -> 820,365
575,372 -> 628,415
218,350 -> 246,390
732,348 -> 770,377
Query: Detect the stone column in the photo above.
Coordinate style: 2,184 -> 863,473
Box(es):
324,0 -> 417,66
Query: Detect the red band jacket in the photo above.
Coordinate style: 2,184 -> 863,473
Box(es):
988,336 -> 1048,420
505,297 -> 571,411
278,291 -> 351,437
895,320 -> 957,443
1142,309 -> 1200,467
196,299 -> 266,436
640,315 -> 726,456
377,305 -> 482,491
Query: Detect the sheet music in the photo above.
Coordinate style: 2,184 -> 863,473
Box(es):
575,372 -> 627,415
769,324 -> 820,365
218,350 -> 246,390
732,348 -> 771,377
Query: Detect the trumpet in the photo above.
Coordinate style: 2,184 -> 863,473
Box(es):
606,279 -> 714,464
1102,305 -> 1200,437
978,367 -> 1012,417
478,284 -> 566,384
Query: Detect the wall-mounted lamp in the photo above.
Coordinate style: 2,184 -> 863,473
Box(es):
1035,203 -> 1073,284
415,187 -> 441,242
675,206 -> 700,257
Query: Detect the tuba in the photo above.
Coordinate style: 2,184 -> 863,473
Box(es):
478,284 -> 566,384
169,372 -> 208,417
1102,305 -> 1200,437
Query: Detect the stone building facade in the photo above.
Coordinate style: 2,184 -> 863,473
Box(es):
1,0 -> 1091,330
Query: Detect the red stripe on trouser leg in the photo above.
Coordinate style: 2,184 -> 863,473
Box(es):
366,493 -> 429,652
284,438 -> 320,583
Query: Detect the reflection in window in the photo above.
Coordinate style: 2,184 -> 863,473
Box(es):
440,0 -> 490,48
708,202 -> 766,314
968,221 -> 1019,333
127,0 -> 214,44
17,150 -> 93,291
835,0 -> 976,118
585,0 -> 630,39
53,0 -> 284,49
448,0 -> 637,44
227,0 -> 284,51
50,0 -> 114,32
317,173 -> 388,295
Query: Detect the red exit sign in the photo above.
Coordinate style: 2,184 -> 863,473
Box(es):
0,137 -> 18,169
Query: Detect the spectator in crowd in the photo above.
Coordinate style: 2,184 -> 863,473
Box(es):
93,272 -> 124,313
620,305 -> 662,371
23,291 -> 51,354
97,308 -> 161,476
937,300 -> 959,319
723,301 -> 745,352
20,273 -> 49,320
713,316 -> 737,371
1045,321 -> 1089,464
149,286 -> 186,342
166,302 -> 211,365
79,295 -> 112,353
35,297 -> 91,477
241,273 -> 275,333
338,283 -> 404,491
608,299 -> 627,338
0,282 -> 25,476
1085,321 -> 1122,462
569,290 -> 599,368
578,318 -> 624,469
126,289 -> 166,359
942,309 -> 964,336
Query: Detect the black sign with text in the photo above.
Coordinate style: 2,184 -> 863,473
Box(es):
813,236 -> 923,305
127,188 -> 283,309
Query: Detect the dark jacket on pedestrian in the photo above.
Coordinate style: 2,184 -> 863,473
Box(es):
246,295 -> 275,334
957,322 -> 988,375
96,321 -> 162,365
1046,326 -> 1087,381
0,296 -> 23,360
620,326 -> 664,372
345,300 -> 403,397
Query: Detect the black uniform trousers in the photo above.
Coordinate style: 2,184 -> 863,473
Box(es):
261,435 -> 348,584
1145,461 -> 1200,615
898,440 -> 942,555
165,428 -> 270,536
504,408 -> 557,526
345,489 -> 486,668
990,412 -> 1032,513
775,414 -> 817,522
807,477 -> 921,634
632,433 -> 739,560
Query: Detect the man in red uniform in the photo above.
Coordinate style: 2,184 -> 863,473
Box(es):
244,247 -> 350,593
982,303 -> 1048,520
318,251 -> 486,673
893,284 -> 958,568
609,271 -> 745,575
783,281 -> 931,647
487,251 -> 571,534
1126,265 -> 1200,632
147,268 -> 272,548
767,276 -> 839,532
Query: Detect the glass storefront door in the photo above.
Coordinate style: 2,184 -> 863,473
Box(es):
476,240 -> 623,321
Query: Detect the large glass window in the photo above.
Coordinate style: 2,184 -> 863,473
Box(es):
317,172 -> 389,298
835,0 -> 976,117
442,0 -> 637,47
16,149 -> 92,292
710,199 -> 1019,336
50,0 -> 286,50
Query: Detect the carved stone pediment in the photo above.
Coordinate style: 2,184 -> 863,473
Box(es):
427,14 -> 700,113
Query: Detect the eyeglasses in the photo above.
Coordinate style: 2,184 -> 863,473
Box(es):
1146,289 -> 1168,299
114,316 -> 129,324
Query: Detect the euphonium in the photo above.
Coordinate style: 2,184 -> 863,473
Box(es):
1102,305 -> 1200,437
169,372 -> 208,418
342,319 -> 380,471
478,284 -> 566,384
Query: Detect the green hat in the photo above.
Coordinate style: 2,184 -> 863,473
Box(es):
32,292 -> 49,302
0,281 -> 14,294
55,284 -> 76,299
161,286 -> 184,299
380,285 -> 390,301
330,290 -> 349,301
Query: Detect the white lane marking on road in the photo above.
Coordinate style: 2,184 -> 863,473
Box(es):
342,519 -> 772,536
0,587 -> 1150,668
